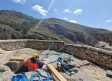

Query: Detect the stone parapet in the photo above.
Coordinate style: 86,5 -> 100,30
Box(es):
27,39 -> 65,51
0,39 -> 112,69
0,39 -> 27,51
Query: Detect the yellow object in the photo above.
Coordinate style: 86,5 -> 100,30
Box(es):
10,57 -> 25,61
32,53 -> 39,58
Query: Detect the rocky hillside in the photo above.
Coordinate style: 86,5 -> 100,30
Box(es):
0,10 -> 112,46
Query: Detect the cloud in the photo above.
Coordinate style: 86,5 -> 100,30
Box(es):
69,20 -> 77,23
73,9 -> 82,14
11,0 -> 26,4
54,9 -> 57,12
64,17 -> 67,20
32,5 -> 47,16
106,20 -> 112,23
63,9 -> 71,13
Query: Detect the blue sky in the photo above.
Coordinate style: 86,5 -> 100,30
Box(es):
0,0 -> 112,31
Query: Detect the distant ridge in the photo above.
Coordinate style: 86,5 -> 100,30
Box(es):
0,10 -> 112,46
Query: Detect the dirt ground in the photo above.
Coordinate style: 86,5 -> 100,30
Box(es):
61,53 -> 112,81
80,64 -> 112,81
0,48 -> 112,81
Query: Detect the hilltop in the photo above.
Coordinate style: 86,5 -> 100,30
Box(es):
0,10 -> 112,46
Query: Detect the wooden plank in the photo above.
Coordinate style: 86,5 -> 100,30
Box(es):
47,64 -> 67,81
10,57 -> 25,61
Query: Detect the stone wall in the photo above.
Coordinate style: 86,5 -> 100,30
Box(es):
26,39 -> 64,51
0,39 -> 112,69
0,39 -> 27,50
65,44 -> 112,69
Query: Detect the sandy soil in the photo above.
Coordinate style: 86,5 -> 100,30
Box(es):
0,48 -> 112,81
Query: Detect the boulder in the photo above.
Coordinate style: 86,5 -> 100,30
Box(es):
68,60 -> 90,68
6,60 -> 24,72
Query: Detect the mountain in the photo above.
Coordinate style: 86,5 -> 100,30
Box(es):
0,10 -> 112,46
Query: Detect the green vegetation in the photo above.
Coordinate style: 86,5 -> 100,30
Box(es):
0,10 -> 112,46
98,35 -> 101,38
0,10 -> 40,34
0,10 -> 35,21
0,19 -> 39,34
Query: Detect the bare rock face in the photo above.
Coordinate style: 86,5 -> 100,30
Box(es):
74,32 -> 97,46
0,27 -> 19,40
63,31 -> 98,46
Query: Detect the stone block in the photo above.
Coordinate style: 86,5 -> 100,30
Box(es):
108,56 -> 112,59
109,59 -> 112,62
87,56 -> 91,60
95,60 -> 102,65
106,61 -> 111,64
100,58 -> 105,62
93,51 -> 98,55
85,50 -> 90,54
68,61 -> 80,68
94,55 -> 99,59
101,62 -> 106,66
91,58 -> 96,62
82,55 -> 87,59
75,64 -> 82,68
106,64 -> 112,68
74,52 -> 79,56
98,54 -> 103,58
81,52 -> 86,55
82,60 -> 90,65
68,60 -> 90,68
103,56 -> 108,60
80,48 -> 85,52
90,54 -> 94,57
6,60 -> 24,72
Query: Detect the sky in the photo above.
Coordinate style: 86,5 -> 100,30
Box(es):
0,0 -> 112,31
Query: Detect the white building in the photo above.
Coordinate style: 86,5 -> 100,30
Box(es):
95,41 -> 109,48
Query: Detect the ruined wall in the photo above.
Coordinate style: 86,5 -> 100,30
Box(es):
0,39 -> 112,69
